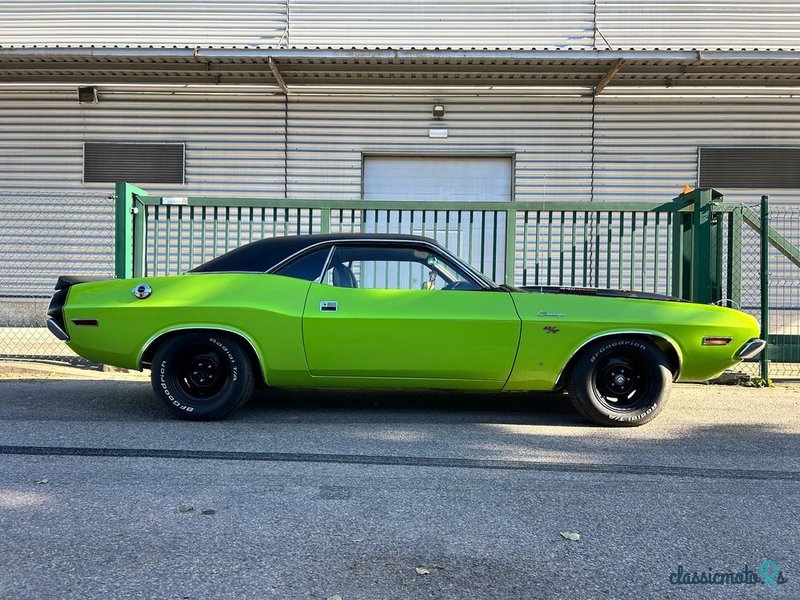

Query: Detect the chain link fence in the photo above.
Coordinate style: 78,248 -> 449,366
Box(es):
762,203 -> 800,378
719,202 -> 800,379
0,192 -> 114,361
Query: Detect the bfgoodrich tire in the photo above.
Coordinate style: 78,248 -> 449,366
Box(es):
567,337 -> 672,427
150,331 -> 255,420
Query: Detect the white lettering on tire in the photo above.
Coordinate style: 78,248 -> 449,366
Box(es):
209,336 -> 239,380
159,359 -> 194,412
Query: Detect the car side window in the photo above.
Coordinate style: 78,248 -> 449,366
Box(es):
272,247 -> 331,281
322,244 -> 481,291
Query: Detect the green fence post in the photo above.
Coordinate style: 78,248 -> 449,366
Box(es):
690,189 -> 713,304
504,208 -> 517,286
726,206 -> 742,308
760,195 -> 770,381
132,194 -> 147,278
671,196 -> 692,299
114,182 -> 148,279
709,209 -> 724,303
320,207 -> 331,234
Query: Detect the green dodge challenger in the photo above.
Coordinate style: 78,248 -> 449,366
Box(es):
47,233 -> 764,426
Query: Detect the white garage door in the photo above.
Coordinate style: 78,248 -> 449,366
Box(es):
363,156 -> 512,202
362,156 -> 512,282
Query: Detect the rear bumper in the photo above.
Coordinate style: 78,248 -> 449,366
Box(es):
737,338 -> 766,360
46,317 -> 70,342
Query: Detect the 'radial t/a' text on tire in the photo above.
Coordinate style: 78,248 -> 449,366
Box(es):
150,331 -> 255,420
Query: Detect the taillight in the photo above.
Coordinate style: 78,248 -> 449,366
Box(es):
702,336 -> 733,346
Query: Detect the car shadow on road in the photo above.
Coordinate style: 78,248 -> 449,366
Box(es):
247,386 -> 583,426
0,377 -> 583,426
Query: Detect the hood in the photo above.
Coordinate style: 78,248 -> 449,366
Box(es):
518,285 -> 687,303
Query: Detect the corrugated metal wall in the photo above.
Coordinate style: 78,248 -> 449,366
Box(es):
0,88 -> 284,302
596,0 -> 800,50
594,91 -> 800,204
0,1 -> 286,46
290,1 -> 594,48
0,88 -> 286,196
0,90 -> 592,200
3,0 -> 798,50
3,87 -> 799,203
287,95 -> 592,201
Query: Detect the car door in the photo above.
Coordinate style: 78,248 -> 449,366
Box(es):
301,242 -> 520,386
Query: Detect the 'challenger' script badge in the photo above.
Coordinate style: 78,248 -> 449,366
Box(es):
543,326 -> 560,334
537,311 -> 565,318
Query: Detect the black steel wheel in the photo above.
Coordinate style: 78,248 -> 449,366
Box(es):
567,337 -> 672,427
150,331 -> 255,420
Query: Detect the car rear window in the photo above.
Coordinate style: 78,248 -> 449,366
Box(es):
272,248 -> 330,281
190,237 -> 313,273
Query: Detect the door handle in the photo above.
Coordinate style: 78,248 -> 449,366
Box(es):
320,301 -> 338,312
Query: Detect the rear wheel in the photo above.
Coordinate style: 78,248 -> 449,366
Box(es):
150,332 -> 255,420
567,337 -> 672,427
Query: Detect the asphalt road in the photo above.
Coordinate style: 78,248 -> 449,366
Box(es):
0,367 -> 797,600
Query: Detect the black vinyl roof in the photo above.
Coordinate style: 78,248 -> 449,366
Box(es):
190,233 -> 439,273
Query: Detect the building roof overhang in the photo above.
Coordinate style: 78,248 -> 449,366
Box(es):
2,47 -> 800,94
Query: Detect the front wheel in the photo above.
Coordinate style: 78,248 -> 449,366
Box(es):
150,332 -> 255,420
567,337 -> 672,427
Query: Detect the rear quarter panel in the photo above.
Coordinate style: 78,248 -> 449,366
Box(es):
63,273 -> 312,385
506,292 -> 760,390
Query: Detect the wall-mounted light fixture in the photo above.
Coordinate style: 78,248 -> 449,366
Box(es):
432,104 -> 445,119
78,86 -> 98,104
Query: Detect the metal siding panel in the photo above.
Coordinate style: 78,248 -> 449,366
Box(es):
596,1 -> 800,50
287,95 -> 594,201
0,1 -> 286,46
290,1 -> 594,49
0,88 -> 287,298
593,92 -> 800,203
0,89 -> 286,195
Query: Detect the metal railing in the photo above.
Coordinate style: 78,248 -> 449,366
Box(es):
117,182 -> 693,297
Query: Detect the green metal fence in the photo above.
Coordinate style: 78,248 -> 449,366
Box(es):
116,182 -> 696,294
115,182 -> 800,380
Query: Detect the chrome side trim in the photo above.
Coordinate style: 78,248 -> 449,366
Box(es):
317,245 -> 336,283
46,318 -> 69,342
264,239 -> 334,274
137,326 -> 264,377
737,338 -> 766,360
553,330 -> 684,387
